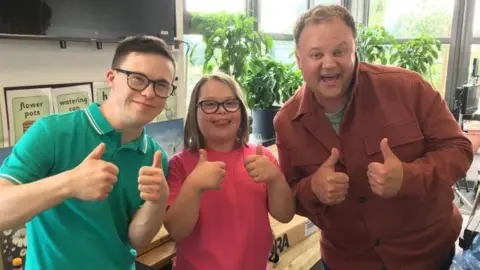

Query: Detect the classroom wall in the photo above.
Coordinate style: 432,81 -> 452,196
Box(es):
0,0 -> 185,269
0,0 -> 186,119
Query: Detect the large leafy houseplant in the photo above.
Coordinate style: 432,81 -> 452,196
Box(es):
389,35 -> 441,82
189,12 -> 272,82
356,24 -> 441,85
242,55 -> 303,139
356,24 -> 395,65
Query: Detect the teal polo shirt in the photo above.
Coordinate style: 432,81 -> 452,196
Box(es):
0,103 -> 168,270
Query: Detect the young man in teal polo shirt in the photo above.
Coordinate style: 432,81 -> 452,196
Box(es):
0,35 -> 175,269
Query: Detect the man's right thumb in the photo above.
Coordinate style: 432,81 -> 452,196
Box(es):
323,148 -> 339,168
198,149 -> 208,163
85,143 -> 106,160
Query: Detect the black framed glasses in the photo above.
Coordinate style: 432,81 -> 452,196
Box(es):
197,99 -> 241,114
114,68 -> 177,98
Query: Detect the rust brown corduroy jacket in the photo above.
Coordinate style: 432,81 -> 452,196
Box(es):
273,62 -> 474,270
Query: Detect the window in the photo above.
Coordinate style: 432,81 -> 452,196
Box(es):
469,45 -> 480,78
183,1 -> 247,113
369,0 -> 454,39
271,40 -> 296,64
368,0 -> 454,97
185,0 -> 245,13
184,34 -> 206,108
473,1 -> 480,37
259,0 -> 308,34
314,0 -> 342,5
430,44 -> 450,97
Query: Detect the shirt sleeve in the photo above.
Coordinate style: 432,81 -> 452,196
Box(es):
0,118 -> 54,185
273,116 -> 325,220
398,74 -> 474,198
166,154 -> 186,207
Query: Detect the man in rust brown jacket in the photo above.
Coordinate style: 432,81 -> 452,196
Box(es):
274,4 -> 474,270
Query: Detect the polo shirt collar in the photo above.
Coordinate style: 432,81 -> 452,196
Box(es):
84,103 -> 148,154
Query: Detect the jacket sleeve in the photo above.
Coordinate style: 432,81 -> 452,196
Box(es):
274,114 -> 324,220
398,75 -> 474,198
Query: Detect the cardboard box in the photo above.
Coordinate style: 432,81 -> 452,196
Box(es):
269,231 -> 321,269
268,215 -> 318,264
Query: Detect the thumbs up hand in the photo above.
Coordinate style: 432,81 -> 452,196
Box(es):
186,149 -> 226,191
367,138 -> 404,199
138,151 -> 169,202
311,148 -> 349,205
67,143 -> 120,201
244,145 -> 282,183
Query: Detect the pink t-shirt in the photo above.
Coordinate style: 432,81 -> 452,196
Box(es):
167,143 -> 275,270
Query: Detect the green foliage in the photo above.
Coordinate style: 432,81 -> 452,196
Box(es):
280,64 -> 303,104
356,24 -> 441,83
242,55 -> 303,109
188,11 -> 302,109
357,24 -> 395,64
366,0 -> 449,90
189,12 -> 273,81
390,35 -> 441,77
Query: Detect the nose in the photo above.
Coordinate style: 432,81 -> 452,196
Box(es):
217,104 -> 227,114
141,83 -> 156,99
322,54 -> 337,69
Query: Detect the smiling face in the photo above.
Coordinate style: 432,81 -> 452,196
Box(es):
106,52 -> 175,127
196,79 -> 242,147
296,17 -> 356,103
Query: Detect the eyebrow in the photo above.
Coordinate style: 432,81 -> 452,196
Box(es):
309,41 -> 349,52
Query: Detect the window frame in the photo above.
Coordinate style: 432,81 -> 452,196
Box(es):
365,0 -> 460,107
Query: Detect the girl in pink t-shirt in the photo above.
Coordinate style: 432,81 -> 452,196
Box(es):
164,72 -> 295,270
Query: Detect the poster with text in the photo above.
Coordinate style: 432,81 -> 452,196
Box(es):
6,88 -> 54,145
0,88 -> 10,147
92,81 -> 111,104
52,84 -> 93,114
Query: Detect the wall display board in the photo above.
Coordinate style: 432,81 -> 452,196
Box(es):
6,88 -> 54,145
92,81 -> 111,104
52,84 -> 93,113
145,118 -> 184,158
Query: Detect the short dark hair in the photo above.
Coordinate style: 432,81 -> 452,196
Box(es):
111,35 -> 176,69
294,5 -> 356,46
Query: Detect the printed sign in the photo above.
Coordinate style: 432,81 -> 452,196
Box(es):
92,81 -> 111,104
6,88 -> 53,145
52,84 -> 92,113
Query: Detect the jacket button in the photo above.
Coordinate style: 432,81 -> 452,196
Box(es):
374,239 -> 380,246
359,197 -> 367,204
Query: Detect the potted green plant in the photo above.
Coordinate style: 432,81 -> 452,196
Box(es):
188,12 -> 272,80
356,24 -> 395,65
242,55 -> 303,140
389,35 -> 441,83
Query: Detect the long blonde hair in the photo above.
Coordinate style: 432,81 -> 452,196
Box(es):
184,72 -> 250,151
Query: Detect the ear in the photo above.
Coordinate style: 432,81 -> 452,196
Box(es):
106,69 -> 115,88
295,50 -> 302,70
